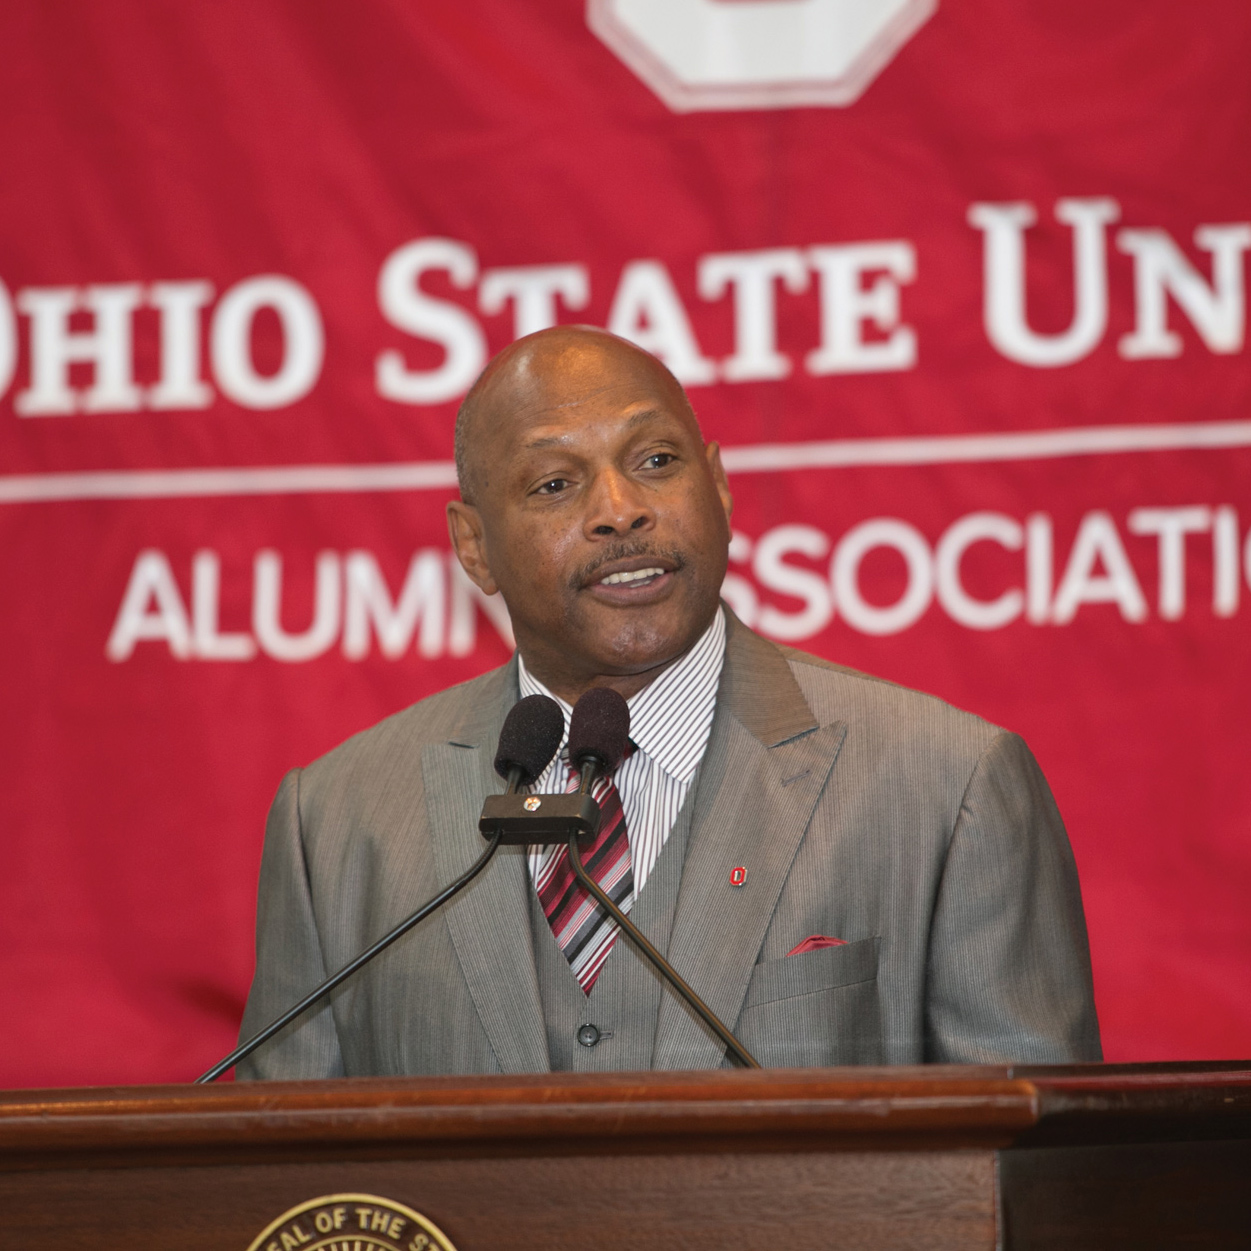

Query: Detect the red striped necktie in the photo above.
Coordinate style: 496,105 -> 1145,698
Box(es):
535,754 -> 634,993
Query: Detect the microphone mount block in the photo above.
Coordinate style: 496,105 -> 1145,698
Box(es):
479,793 -> 602,846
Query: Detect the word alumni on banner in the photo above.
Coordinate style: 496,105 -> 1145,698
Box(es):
105,502 -> 1249,663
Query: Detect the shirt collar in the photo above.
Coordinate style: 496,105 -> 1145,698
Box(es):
517,605 -> 726,784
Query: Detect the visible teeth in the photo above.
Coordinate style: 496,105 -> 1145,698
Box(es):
600,567 -> 665,586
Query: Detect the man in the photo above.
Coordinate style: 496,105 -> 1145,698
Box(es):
238,326 -> 1100,1078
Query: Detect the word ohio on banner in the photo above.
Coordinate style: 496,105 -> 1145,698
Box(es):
0,198 -> 1248,416
105,504 -> 1249,664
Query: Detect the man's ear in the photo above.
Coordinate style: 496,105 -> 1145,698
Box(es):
446,500 -> 499,596
705,441 -> 734,525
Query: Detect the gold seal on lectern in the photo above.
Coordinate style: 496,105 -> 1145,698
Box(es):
246,1193 -> 459,1251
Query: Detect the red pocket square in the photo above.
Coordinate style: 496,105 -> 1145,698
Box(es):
786,934 -> 848,956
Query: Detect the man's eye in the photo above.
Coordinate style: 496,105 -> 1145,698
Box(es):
535,478 -> 571,494
643,453 -> 676,469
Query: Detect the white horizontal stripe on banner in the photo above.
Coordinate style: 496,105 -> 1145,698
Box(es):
718,419 -> 1251,473
0,462 -> 460,504
2,419 -> 1251,504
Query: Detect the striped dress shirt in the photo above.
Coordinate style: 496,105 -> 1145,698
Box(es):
520,605 -> 727,902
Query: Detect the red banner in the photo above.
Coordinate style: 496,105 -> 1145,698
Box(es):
2,0 -> 1249,1086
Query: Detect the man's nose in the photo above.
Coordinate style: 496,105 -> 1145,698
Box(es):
584,468 -> 655,537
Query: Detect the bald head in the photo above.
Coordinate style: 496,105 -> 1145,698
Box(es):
445,323 -> 733,703
454,327 -> 700,504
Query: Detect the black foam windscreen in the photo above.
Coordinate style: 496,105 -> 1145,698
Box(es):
493,694 -> 565,786
567,687 -> 631,772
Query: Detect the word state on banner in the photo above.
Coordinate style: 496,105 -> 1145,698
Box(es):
104,501 -> 1249,665
2,200 -> 1247,419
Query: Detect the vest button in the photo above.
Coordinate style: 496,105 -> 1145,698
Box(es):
576,1023 -> 601,1048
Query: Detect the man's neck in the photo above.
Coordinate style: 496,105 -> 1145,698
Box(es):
517,653 -> 681,706
516,606 -> 725,706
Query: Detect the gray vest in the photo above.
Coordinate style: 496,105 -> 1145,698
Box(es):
527,782 -> 699,1071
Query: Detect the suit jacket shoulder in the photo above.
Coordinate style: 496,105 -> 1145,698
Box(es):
296,661 -> 516,827
777,639 -> 1004,759
723,614 -> 1007,813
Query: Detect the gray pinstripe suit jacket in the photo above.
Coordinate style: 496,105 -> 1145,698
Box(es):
237,611 -> 1101,1077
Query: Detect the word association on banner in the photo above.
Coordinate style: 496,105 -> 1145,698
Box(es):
1,199 -> 1249,413
106,505 -> 1249,663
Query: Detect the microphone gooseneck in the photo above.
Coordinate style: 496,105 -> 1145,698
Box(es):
196,695 -> 564,1083
563,689 -> 761,1069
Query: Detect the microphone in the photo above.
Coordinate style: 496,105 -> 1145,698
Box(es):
480,688 -> 617,845
494,694 -> 567,790
561,688 -> 761,1070
196,694 -> 564,1083
567,687 -> 630,793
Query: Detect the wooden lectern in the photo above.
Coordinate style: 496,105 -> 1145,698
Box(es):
2,1063 -> 1248,1249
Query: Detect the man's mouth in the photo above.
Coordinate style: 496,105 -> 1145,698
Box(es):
579,552 -> 681,602
598,566 -> 666,587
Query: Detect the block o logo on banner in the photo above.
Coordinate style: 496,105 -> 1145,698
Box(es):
587,0 -> 937,112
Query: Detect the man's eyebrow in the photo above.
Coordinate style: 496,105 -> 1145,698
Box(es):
520,408 -> 673,451
625,407 -> 671,429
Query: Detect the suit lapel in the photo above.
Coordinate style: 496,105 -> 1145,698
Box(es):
425,663 -> 550,1074
654,616 -> 847,1069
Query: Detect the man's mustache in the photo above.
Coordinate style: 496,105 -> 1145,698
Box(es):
571,543 -> 685,590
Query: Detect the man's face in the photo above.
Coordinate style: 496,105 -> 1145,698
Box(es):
448,335 -> 733,701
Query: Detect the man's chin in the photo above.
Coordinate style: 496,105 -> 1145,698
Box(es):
512,589 -> 717,688
583,602 -> 711,676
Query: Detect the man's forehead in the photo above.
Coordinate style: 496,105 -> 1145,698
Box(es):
483,325 -> 670,396
504,344 -> 675,404
517,404 -> 680,451
491,358 -> 695,440
457,328 -> 700,495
